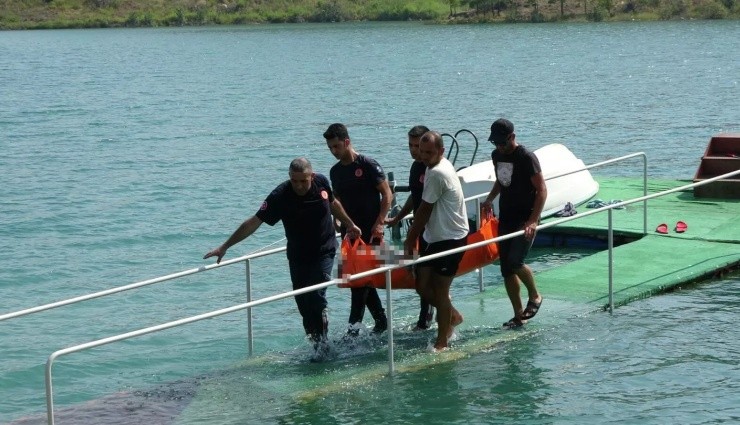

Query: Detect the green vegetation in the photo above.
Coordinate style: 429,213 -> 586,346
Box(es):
1,0 -> 738,30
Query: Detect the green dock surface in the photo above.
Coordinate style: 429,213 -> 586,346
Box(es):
502,176 -> 740,311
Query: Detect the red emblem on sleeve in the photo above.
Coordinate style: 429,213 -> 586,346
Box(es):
419,173 -> 425,184
259,201 -> 268,211
320,190 -> 328,200
355,168 -> 363,177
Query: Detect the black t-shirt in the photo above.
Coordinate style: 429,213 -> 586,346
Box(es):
491,144 -> 542,224
255,173 -> 337,263
329,154 -> 385,242
409,160 -> 426,213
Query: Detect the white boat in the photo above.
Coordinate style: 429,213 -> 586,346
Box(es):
456,143 -> 599,219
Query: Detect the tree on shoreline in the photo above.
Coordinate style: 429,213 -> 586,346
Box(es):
1,0 -> 738,30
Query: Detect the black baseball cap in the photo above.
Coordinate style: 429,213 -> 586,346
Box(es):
488,118 -> 514,144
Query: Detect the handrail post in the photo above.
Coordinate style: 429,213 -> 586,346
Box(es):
642,153 -> 648,235
246,260 -> 253,356
385,269 -> 395,375
608,209 -> 614,314
475,198 -> 484,293
45,356 -> 56,425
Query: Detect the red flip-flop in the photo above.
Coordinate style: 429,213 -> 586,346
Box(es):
675,221 -> 687,233
655,223 -> 668,234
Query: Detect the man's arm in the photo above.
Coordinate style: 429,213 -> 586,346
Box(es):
204,215 -> 263,264
330,199 -> 361,239
372,179 -> 393,242
481,181 -> 501,214
403,201 -> 433,255
385,195 -> 413,226
523,172 -> 547,240
332,193 -> 343,232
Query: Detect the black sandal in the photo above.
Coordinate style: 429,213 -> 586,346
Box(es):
521,298 -> 543,320
502,317 -> 525,329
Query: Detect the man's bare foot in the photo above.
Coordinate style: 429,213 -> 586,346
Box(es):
447,308 -> 464,339
433,340 -> 448,351
451,308 -> 463,327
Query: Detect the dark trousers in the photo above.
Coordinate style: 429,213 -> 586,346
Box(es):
346,235 -> 386,325
348,286 -> 385,324
416,236 -> 433,328
289,253 -> 334,340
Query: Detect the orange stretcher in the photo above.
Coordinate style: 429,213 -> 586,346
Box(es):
338,215 -> 499,289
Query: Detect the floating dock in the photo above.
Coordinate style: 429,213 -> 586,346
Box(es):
532,176 -> 740,311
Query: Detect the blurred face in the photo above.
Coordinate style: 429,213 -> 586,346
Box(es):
493,133 -> 515,154
408,136 -> 421,161
419,138 -> 443,168
326,137 -> 350,161
289,170 -> 313,196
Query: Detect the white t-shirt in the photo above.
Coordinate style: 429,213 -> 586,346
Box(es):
421,157 -> 469,243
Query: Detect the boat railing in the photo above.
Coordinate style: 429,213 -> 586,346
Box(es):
41,168 -> 740,425
453,129 -> 479,168
441,132 -> 460,165
440,129 -> 480,170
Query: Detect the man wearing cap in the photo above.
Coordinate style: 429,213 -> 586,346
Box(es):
481,119 -> 547,329
204,157 -> 361,357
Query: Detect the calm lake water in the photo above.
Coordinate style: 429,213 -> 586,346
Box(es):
1,21 -> 739,424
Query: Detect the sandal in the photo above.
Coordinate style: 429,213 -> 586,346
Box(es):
502,317 -> 525,329
521,298 -> 543,320
675,221 -> 687,233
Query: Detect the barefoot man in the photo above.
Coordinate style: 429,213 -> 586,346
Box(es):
404,131 -> 468,351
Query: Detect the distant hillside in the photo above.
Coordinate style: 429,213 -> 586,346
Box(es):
1,0 -> 738,30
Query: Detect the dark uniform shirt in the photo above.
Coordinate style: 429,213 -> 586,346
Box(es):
409,160 -> 426,213
330,154 -> 386,242
255,173 -> 337,263
491,144 -> 542,224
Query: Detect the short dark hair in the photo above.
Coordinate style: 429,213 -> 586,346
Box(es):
421,131 -> 443,149
408,125 -> 430,138
289,157 -> 312,173
323,123 -> 349,141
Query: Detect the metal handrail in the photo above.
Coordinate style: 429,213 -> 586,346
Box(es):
42,168 -> 740,424
544,152 -> 648,234
6,150 -> 649,354
0,246 -> 287,322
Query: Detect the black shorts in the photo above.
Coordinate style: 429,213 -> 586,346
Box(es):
419,236 -> 467,277
498,220 -> 534,277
